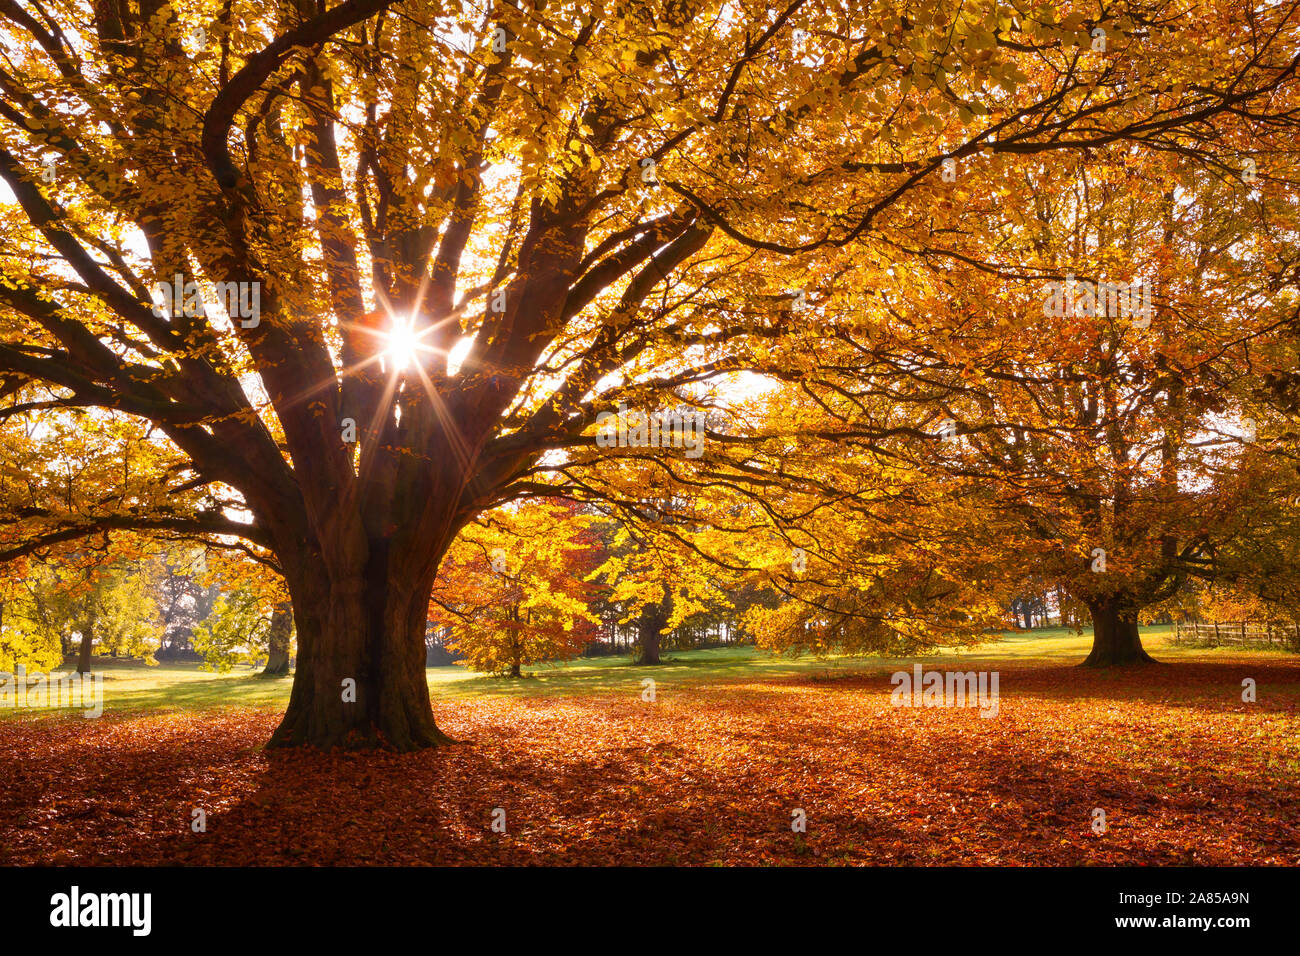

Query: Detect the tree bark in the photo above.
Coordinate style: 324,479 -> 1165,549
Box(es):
75,605 -> 95,674
636,601 -> 668,665
267,543 -> 455,752
508,606 -> 523,677
260,604 -> 293,677
1083,599 -> 1156,666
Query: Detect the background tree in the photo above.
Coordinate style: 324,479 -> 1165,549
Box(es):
0,557 -> 63,673
586,497 -> 733,665
4,550 -> 163,670
192,550 -> 295,674
741,141 -> 1300,665
150,546 -> 221,661
90,562 -> 164,661
432,501 -> 600,677
191,592 -> 282,672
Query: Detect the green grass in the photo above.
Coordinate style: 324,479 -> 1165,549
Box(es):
4,623 -> 1295,719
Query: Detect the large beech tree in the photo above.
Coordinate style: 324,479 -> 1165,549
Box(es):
2,0 -> 1300,747
762,145 -> 1300,665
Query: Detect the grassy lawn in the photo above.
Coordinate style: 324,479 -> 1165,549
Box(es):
7,622 -> 1296,718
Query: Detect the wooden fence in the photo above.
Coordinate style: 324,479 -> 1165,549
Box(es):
1173,622 -> 1300,648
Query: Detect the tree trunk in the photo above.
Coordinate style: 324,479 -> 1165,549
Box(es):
260,604 -> 293,677
267,544 -> 454,752
508,607 -> 523,677
1083,599 -> 1156,666
636,601 -> 668,665
75,606 -> 95,674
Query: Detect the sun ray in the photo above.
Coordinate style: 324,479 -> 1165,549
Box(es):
261,304 -> 474,482
407,356 -> 476,473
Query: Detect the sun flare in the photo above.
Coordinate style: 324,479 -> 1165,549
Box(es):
385,318 -> 422,371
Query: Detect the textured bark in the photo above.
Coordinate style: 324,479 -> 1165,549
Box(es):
1083,600 -> 1156,666
260,604 -> 293,677
75,606 -> 95,674
507,605 -> 523,677
267,543 -> 455,752
636,601 -> 668,665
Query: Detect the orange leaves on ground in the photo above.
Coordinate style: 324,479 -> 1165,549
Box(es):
1,659 -> 1297,865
